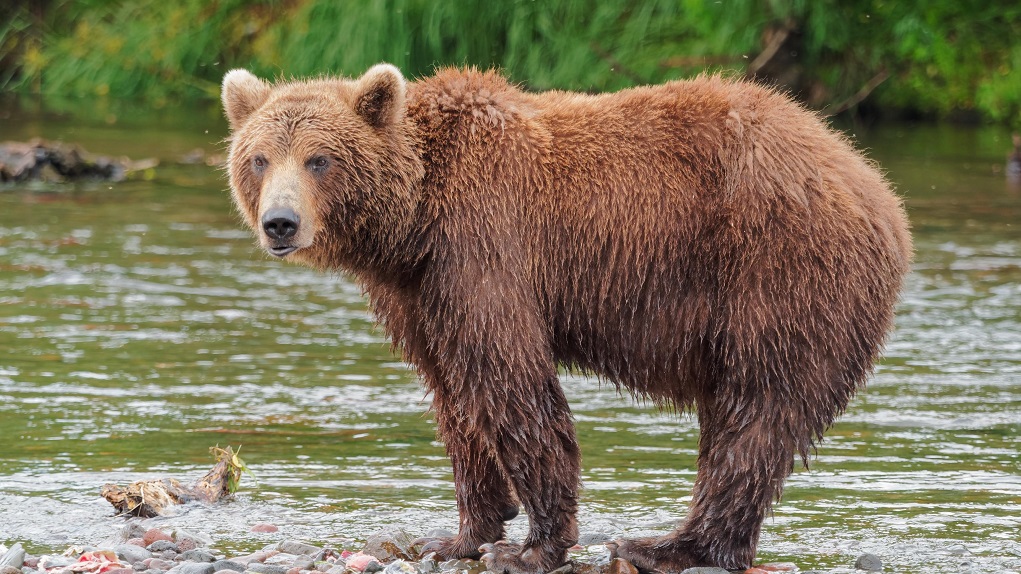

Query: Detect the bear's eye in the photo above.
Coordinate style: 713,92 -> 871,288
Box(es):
252,155 -> 267,172
308,156 -> 329,174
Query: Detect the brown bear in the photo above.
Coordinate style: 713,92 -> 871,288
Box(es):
221,64 -> 912,573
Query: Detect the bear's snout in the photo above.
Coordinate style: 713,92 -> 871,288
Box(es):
261,206 -> 300,257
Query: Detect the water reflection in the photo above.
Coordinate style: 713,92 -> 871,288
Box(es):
0,117 -> 1018,572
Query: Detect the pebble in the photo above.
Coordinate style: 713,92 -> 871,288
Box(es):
176,563 -> 216,574
144,530 -> 174,547
363,529 -> 417,562
148,541 -> 181,554
147,558 -> 178,570
278,542 -> 321,557
211,560 -> 246,572
251,524 -> 279,534
114,544 -> 153,564
178,550 -> 217,564
245,564 -> 289,574
854,553 -> 883,571
1,567 -> 21,574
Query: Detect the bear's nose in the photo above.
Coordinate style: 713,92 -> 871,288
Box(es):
262,207 -> 300,240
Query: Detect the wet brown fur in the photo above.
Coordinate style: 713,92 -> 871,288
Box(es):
222,65 -> 912,573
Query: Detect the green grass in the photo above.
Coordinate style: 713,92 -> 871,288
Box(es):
2,0 -> 1020,124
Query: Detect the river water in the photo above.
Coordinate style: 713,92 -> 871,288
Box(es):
0,106 -> 1018,573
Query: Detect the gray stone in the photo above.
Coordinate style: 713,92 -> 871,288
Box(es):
363,562 -> 383,574
263,554 -> 298,567
38,556 -> 75,569
278,541 -> 321,557
245,565 -> 288,574
147,542 -> 180,554
177,564 -> 216,574
177,550 -> 217,564
383,561 -> 417,574
854,553 -> 883,571
325,567 -> 346,574
290,557 -> 314,571
22,568 -> 35,574
679,568 -> 729,574
140,569 -> 166,574
211,561 -> 245,573
363,529 -> 417,562
115,545 -> 153,565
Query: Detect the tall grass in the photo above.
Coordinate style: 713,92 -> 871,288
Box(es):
3,0 -> 1021,124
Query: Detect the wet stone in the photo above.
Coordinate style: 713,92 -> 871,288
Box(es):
363,529 -> 417,562
178,550 -> 217,563
290,557 -> 315,571
251,524 -> 279,534
148,559 -> 177,571
678,568 -> 729,574
382,560 -> 417,574
215,570 -> 242,574
246,564 -> 289,574
854,553 -> 883,571
577,533 -> 612,546
148,541 -> 181,554
278,542 -> 321,557
123,523 -> 148,541
174,530 -> 215,550
116,544 -> 154,564
548,563 -> 576,574
176,563 -> 216,574
39,556 -> 75,569
363,562 -> 383,574
212,561 -> 246,573
145,530 -> 174,547
264,554 -> 299,566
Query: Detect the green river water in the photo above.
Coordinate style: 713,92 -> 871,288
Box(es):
0,105 -> 1018,573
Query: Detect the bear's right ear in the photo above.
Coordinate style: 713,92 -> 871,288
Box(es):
222,69 -> 271,128
354,63 -> 407,128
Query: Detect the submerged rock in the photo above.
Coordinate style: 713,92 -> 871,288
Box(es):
0,139 -> 157,183
854,553 -> 883,571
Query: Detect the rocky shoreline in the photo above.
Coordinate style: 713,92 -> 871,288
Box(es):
0,524 -> 879,574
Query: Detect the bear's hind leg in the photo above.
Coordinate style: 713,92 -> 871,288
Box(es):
612,393 -> 803,571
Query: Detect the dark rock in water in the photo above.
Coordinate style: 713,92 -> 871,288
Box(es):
277,542 -> 321,557
854,553 -> 883,571
548,563 -> 575,574
0,139 -> 157,183
363,529 -> 418,562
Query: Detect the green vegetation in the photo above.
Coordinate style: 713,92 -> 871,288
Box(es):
2,0 -> 1020,124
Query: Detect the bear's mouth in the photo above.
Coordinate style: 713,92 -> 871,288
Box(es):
268,245 -> 298,257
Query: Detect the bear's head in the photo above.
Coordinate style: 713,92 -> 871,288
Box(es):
221,64 -> 424,271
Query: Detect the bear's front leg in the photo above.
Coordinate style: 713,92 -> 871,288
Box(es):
473,371 -> 581,574
416,384 -> 521,559
420,268 -> 581,574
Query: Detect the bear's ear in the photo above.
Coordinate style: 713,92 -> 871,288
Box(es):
222,69 -> 271,128
353,63 -> 406,128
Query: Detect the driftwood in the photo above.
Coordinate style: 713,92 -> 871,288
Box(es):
0,139 -> 157,183
101,446 -> 248,518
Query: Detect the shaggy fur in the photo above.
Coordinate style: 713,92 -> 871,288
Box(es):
222,65 -> 912,574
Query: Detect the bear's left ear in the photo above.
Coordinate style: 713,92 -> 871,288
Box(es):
354,63 -> 407,128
